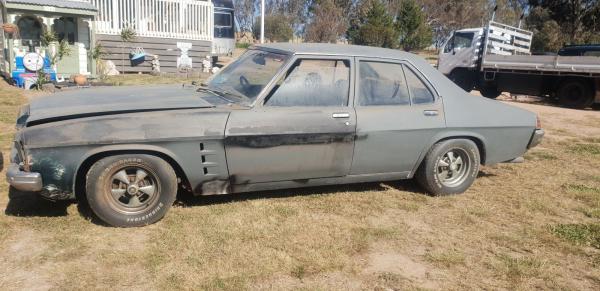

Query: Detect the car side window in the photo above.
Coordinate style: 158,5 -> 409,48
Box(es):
358,61 -> 410,106
265,59 -> 350,107
403,66 -> 435,104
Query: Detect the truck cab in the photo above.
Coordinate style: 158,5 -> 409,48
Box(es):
438,28 -> 482,76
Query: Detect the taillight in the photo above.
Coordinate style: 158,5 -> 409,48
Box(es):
536,116 -> 542,129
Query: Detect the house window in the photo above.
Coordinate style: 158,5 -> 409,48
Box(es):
17,16 -> 42,47
214,12 -> 232,28
53,17 -> 77,44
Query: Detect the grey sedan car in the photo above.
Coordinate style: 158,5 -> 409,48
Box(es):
7,43 -> 544,227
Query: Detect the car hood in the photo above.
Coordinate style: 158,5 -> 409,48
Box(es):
23,85 -> 216,126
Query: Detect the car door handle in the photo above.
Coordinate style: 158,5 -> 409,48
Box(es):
332,112 -> 350,119
423,110 -> 439,116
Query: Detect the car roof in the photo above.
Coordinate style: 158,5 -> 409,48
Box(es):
253,43 -> 419,61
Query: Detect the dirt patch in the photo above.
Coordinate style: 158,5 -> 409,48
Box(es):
364,245 -> 442,290
0,229 -> 52,291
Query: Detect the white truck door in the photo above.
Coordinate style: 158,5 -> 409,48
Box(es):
437,31 -> 478,76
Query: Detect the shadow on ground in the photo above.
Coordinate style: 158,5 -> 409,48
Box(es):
4,179 -> 425,223
5,187 -> 72,217
176,179 -> 424,207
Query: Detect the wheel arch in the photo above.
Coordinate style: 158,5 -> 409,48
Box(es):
72,145 -> 190,201
409,133 -> 487,178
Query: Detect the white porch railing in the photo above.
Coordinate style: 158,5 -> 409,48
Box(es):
91,0 -> 213,41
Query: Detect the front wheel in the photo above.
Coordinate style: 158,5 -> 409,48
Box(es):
479,86 -> 502,99
85,154 -> 178,227
416,139 -> 480,196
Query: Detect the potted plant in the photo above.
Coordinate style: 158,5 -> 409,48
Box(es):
73,74 -> 87,85
120,26 -> 137,73
2,23 -> 19,37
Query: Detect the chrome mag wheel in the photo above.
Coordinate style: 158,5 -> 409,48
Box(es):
436,148 -> 471,187
107,166 -> 160,214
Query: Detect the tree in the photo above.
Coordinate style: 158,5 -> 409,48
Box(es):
234,0 -> 257,32
305,0 -> 348,43
395,0 -> 432,51
347,0 -> 399,48
493,0 -> 525,25
527,0 -> 600,44
253,13 -> 294,42
526,6 -> 564,53
416,0 -> 488,47
266,0 -> 310,37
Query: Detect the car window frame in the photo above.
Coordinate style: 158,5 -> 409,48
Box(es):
353,57 -> 439,108
402,64 -> 437,106
355,60 -> 412,107
258,54 -> 355,108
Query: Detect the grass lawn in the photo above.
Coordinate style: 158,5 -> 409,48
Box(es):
0,79 -> 599,290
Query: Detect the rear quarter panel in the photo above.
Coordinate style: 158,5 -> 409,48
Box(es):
408,56 -> 537,165
442,92 -> 536,164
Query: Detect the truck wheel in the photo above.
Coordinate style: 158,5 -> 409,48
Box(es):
449,70 -> 473,92
557,80 -> 594,109
416,139 -> 480,196
479,86 -> 502,99
86,154 -> 177,227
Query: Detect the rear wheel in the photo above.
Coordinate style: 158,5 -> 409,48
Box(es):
416,139 -> 480,196
557,80 -> 594,109
479,85 -> 502,99
86,154 -> 177,227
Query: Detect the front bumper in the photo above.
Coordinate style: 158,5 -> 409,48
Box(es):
528,129 -> 545,148
6,163 -> 43,192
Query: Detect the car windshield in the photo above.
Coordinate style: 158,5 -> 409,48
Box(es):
206,49 -> 289,104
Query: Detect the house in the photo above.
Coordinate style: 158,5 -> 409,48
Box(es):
0,0 -> 233,85
92,0 -> 229,73
0,0 -> 97,86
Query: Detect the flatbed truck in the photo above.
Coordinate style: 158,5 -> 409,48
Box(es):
438,21 -> 600,109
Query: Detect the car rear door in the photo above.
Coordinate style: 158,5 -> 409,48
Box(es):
350,58 -> 445,176
225,56 -> 356,184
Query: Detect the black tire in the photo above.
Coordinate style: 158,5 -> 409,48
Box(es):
557,80 -> 594,109
86,154 -> 177,227
479,86 -> 502,99
448,70 -> 473,92
416,139 -> 480,196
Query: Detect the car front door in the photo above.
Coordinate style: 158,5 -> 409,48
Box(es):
225,57 -> 356,184
350,59 -> 445,177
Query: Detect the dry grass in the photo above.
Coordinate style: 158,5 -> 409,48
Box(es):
0,80 -> 599,290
